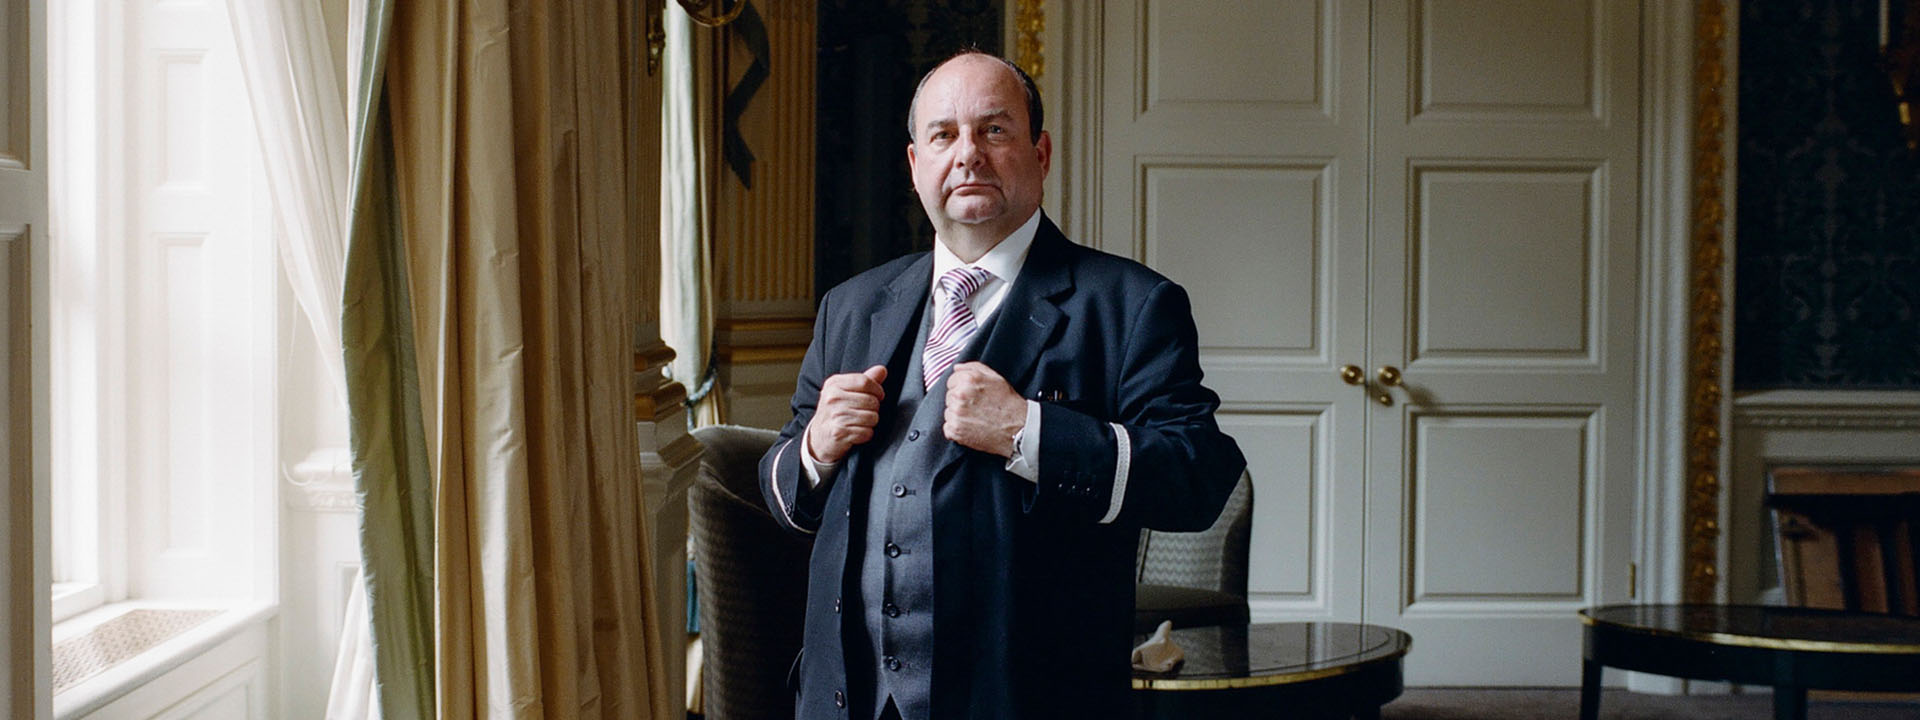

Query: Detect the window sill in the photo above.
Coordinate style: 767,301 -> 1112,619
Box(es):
51,583 -> 105,625
52,601 -> 277,720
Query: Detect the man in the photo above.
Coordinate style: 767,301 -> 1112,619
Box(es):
760,51 -> 1245,720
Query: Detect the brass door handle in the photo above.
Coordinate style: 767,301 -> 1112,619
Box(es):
1376,366 -> 1403,387
1340,365 -> 1365,385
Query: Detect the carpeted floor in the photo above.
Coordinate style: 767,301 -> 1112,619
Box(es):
1380,688 -> 1920,719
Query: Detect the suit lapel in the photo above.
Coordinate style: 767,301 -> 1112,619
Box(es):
865,253 -> 935,373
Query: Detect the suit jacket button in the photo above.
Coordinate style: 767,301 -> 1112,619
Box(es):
885,542 -> 901,558
908,429 -> 922,441
892,483 -> 907,497
833,597 -> 841,613
834,690 -> 846,707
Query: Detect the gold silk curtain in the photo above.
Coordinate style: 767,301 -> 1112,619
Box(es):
345,0 -> 672,717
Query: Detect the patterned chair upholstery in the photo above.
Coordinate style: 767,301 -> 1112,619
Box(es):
1134,470 -> 1254,633
689,425 -> 813,720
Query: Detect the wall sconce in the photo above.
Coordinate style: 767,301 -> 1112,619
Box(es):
1883,0 -> 1920,150
678,0 -> 747,28
648,0 -> 749,76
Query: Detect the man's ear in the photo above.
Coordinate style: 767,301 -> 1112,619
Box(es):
1035,131 -> 1053,177
906,142 -> 918,172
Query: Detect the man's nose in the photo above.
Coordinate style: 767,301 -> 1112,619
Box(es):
951,133 -> 984,167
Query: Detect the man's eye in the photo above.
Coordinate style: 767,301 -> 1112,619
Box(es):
986,125 -> 1005,134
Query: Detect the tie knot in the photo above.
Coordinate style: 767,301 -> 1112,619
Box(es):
938,266 -> 993,302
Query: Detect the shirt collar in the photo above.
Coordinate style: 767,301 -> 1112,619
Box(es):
931,208 -> 1042,288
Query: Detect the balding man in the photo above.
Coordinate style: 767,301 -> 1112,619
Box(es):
761,50 -> 1245,720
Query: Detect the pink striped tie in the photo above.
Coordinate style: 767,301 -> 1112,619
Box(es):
923,266 -> 995,390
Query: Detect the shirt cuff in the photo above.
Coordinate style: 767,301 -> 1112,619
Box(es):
1097,423 -> 1131,524
800,431 -> 840,488
1003,400 -> 1042,483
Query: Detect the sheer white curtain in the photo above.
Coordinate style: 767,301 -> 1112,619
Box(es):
228,0 -> 350,397
226,1 -> 368,717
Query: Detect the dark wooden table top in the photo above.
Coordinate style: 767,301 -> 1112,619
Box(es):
1131,622 -> 1413,691
1580,604 -> 1920,654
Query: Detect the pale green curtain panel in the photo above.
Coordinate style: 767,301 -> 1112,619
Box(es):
343,0 -> 673,718
342,0 -> 435,717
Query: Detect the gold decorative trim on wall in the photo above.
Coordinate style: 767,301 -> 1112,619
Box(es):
1686,0 -> 1731,605
1015,0 -> 1046,80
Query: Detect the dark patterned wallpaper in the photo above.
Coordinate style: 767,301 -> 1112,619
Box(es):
1736,0 -> 1920,388
815,0 -> 1004,299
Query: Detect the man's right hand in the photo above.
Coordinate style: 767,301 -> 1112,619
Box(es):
805,365 -> 889,465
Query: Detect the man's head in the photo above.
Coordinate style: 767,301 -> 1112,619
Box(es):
906,52 -> 1052,250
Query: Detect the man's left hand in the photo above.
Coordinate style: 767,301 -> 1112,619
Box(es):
943,362 -> 1025,458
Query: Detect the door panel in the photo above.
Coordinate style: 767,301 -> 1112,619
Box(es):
1408,411 -> 1593,601
1412,0 -> 1598,118
1218,411 -> 1327,603
1145,162 -> 1325,356
1412,164 -> 1599,361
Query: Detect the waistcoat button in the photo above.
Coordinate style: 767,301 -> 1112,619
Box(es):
884,656 -> 902,672
908,429 -> 922,441
892,483 -> 907,497
885,542 -> 901,558
884,602 -> 900,618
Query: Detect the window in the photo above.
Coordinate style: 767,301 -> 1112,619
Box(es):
49,0 -> 275,624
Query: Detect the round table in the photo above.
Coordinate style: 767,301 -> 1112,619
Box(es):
1580,604 -> 1920,720
1132,622 -> 1412,720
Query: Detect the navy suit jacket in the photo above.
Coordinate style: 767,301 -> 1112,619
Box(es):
760,217 -> 1246,720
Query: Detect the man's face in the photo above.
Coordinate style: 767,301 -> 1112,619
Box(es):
906,56 -> 1052,240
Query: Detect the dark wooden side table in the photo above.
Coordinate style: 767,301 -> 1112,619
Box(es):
1133,622 -> 1411,720
1580,604 -> 1920,720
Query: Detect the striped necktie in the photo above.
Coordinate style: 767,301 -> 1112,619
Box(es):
923,266 -> 995,390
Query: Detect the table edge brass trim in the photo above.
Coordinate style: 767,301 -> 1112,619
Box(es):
1129,647 -> 1409,691
1579,610 -> 1920,655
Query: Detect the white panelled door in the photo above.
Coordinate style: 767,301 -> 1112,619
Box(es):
1,0 -> 49,716
1098,0 -> 1642,684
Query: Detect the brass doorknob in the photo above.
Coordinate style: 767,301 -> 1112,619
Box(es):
1340,365 -> 1365,385
1376,366 -> 1403,387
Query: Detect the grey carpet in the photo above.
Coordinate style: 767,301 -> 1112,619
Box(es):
1380,688 -> 1920,719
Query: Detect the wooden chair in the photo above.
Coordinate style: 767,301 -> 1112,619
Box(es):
1768,466 -> 1920,616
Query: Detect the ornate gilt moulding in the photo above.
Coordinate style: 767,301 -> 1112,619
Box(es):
1686,0 -> 1732,604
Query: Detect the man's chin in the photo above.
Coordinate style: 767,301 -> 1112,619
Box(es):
944,202 -> 1006,226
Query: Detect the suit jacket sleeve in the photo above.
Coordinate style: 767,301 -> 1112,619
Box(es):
1032,279 -> 1245,531
760,291 -> 835,535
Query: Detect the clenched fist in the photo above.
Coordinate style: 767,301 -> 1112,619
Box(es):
943,362 -> 1026,458
806,365 -> 889,464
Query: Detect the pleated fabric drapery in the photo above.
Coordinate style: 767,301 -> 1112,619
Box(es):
344,0 -> 673,717
660,0 -> 723,427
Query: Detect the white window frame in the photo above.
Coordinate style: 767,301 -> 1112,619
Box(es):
49,0 -> 277,625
